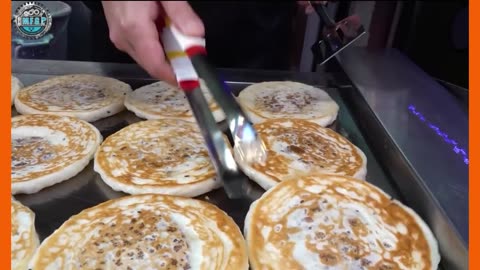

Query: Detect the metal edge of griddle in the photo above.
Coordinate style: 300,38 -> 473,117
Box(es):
339,85 -> 466,270
434,78 -> 468,113
330,71 -> 468,270
11,59 -> 351,87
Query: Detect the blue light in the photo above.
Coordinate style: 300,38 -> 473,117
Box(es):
408,105 -> 469,165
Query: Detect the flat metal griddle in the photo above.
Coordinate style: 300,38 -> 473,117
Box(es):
13,58 -> 468,269
12,72 -> 398,242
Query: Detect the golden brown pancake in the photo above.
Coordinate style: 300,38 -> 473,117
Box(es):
11,114 -> 102,194
124,80 -> 225,122
94,119 -> 220,197
14,74 -> 132,122
237,81 -> 339,126
245,174 -> 440,270
234,119 -> 367,190
29,194 -> 249,270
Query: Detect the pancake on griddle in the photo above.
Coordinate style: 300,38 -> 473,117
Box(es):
28,194 -> 249,270
94,119 -> 220,197
11,75 -> 23,105
11,114 -> 102,194
234,119 -> 367,190
237,81 -> 339,126
125,80 -> 225,122
245,174 -> 440,270
11,198 -> 39,270
14,74 -> 132,122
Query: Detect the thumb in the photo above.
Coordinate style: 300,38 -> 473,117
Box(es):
161,1 -> 204,36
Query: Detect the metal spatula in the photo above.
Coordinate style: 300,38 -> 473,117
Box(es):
310,1 -> 366,65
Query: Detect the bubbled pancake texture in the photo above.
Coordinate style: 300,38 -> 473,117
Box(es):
11,198 -> 39,270
235,119 -> 367,190
245,174 -> 440,270
29,194 -> 249,270
11,114 -> 101,194
94,119 -> 220,197
237,81 -> 339,126
124,81 -> 224,122
14,74 -> 132,122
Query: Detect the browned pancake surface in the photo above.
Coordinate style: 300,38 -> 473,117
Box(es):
12,114 -> 100,184
29,194 -> 248,269
16,74 -> 130,112
236,119 -> 366,190
246,175 -> 439,270
94,119 -> 218,196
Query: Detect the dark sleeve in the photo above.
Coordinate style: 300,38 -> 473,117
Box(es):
82,1 -> 104,14
191,2 -> 296,70
82,1 -> 134,63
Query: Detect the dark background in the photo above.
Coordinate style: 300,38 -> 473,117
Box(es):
20,1 -> 469,89
392,1 -> 468,88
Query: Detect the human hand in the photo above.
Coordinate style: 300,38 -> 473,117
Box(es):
101,1 -> 204,85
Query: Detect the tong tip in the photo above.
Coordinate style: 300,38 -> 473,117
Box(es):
232,124 -> 267,165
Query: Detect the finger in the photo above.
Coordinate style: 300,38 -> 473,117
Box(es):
125,19 -> 177,84
161,1 -> 204,36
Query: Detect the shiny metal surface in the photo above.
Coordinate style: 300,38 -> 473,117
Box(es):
186,88 -> 254,200
337,47 -> 468,269
436,79 -> 468,111
11,59 -> 463,269
189,54 -> 267,167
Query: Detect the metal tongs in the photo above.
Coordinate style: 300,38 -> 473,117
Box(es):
310,1 -> 366,65
160,19 -> 266,200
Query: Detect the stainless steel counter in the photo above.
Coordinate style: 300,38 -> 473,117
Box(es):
12,56 -> 468,269
337,47 -> 468,269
